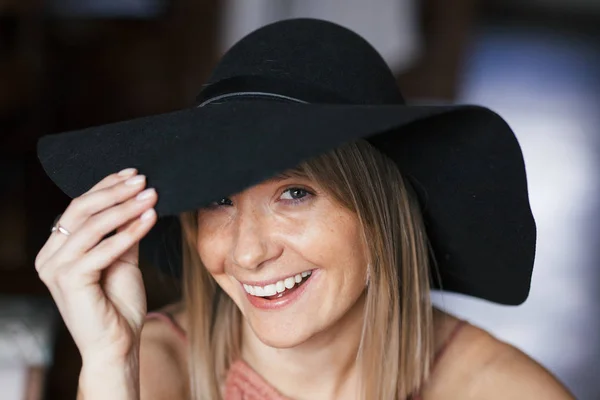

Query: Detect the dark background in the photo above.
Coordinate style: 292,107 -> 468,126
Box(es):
1,0 -> 599,398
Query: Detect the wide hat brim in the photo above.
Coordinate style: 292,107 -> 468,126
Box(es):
37,100 -> 536,305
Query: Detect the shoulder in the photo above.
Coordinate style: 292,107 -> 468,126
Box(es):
425,310 -> 574,399
139,302 -> 189,399
465,334 -> 575,399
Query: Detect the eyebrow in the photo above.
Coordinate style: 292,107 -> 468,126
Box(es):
270,169 -> 309,182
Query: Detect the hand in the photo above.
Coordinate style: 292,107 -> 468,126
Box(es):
35,169 -> 158,364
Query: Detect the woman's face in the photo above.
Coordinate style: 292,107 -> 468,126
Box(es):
196,174 -> 369,348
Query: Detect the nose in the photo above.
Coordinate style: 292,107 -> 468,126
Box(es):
231,207 -> 278,270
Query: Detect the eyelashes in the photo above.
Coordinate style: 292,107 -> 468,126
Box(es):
213,197 -> 233,207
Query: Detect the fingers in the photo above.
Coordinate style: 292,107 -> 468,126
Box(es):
55,187 -> 158,261
85,168 -> 138,195
59,174 -> 148,235
80,207 -> 157,274
39,207 -> 157,288
35,169 -> 149,270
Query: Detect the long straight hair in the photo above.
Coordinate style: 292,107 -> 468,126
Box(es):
179,139 -> 434,399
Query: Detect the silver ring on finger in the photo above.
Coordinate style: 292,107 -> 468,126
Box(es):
50,213 -> 72,236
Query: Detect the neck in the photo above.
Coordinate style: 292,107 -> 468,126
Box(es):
241,293 -> 366,400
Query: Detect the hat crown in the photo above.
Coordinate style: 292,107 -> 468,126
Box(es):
204,18 -> 404,105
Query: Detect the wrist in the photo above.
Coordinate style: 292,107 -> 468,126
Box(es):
81,344 -> 139,370
79,352 -> 140,400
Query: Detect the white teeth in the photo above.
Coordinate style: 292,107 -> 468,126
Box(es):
284,277 -> 295,289
263,284 -> 277,296
276,281 -> 285,293
242,271 -> 312,297
243,284 -> 256,295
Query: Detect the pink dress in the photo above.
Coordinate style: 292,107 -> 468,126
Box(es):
146,311 -> 466,400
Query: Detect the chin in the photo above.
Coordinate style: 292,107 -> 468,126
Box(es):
249,317 -> 318,348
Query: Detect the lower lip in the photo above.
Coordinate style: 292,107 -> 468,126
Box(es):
242,271 -> 318,310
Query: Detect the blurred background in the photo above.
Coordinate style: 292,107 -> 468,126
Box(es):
1,0 -> 598,399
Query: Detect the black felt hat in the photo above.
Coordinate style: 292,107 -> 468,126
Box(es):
36,18 -> 536,305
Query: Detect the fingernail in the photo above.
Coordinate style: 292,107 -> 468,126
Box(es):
140,208 -> 155,221
118,168 -> 137,177
136,188 -> 156,201
125,175 -> 145,186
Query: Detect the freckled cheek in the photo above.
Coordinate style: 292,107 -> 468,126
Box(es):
285,217 -> 357,269
275,217 -> 323,257
196,221 -> 229,275
324,218 -> 369,286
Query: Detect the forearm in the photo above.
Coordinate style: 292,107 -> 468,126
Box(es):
77,353 -> 140,400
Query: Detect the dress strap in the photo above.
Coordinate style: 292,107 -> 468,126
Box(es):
224,360 -> 290,400
409,320 -> 468,400
432,319 -> 467,366
146,310 -> 188,342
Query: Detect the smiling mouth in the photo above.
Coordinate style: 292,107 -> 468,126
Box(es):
242,271 -> 312,300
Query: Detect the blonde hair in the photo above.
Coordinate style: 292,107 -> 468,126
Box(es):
179,139 -> 434,399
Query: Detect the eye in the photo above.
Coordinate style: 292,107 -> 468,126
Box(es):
280,187 -> 312,203
212,197 -> 233,207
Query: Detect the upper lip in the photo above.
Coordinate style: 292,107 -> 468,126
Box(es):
236,270 -> 313,287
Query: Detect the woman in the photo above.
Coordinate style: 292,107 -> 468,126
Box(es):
35,19 -> 574,399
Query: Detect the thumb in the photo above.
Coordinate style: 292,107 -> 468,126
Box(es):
101,219 -> 146,329
114,218 -> 140,267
